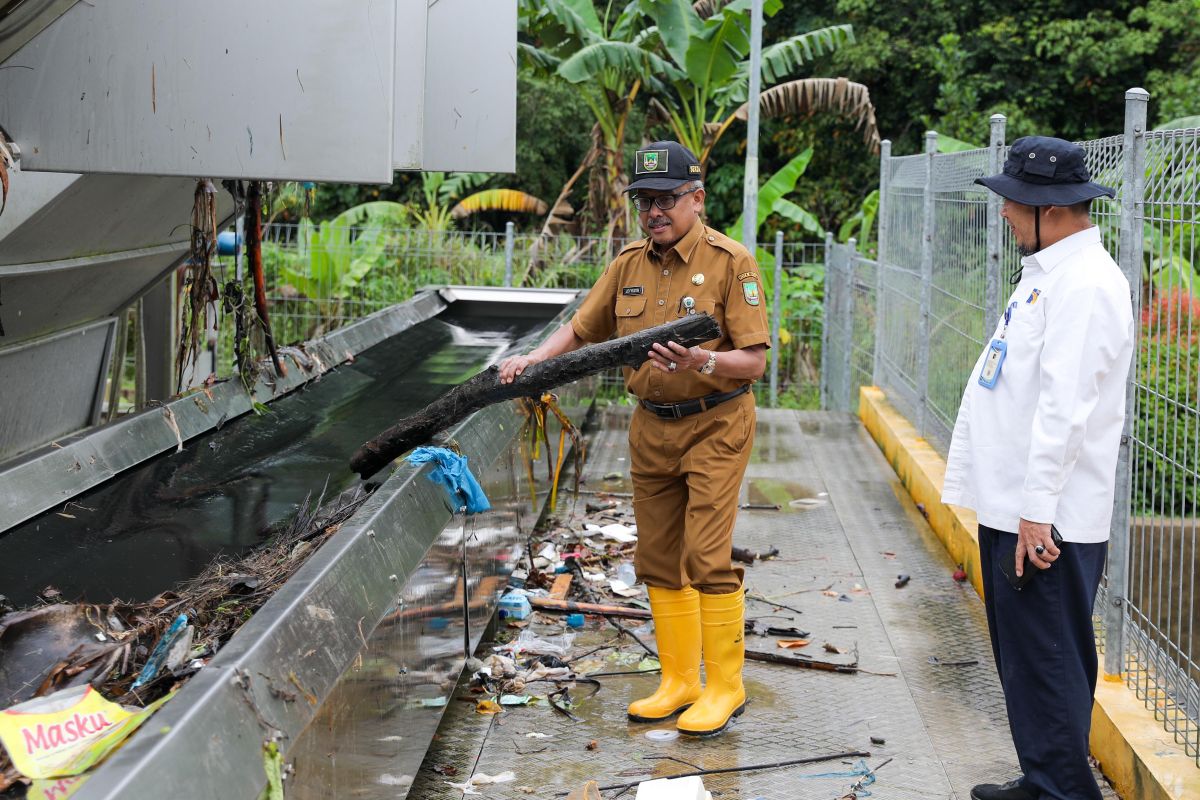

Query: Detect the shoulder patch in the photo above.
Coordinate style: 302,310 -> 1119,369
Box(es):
741,281 -> 761,306
618,238 -> 649,255
737,271 -> 759,282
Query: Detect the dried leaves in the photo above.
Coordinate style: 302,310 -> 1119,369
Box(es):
733,77 -> 881,154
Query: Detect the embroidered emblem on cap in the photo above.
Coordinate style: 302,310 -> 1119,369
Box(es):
636,149 -> 668,174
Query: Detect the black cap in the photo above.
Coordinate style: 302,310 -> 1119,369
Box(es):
975,136 -> 1116,207
624,141 -> 703,193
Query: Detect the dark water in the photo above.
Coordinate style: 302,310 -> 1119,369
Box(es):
0,308 -> 553,606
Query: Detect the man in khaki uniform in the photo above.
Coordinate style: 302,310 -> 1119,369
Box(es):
499,141 -> 769,736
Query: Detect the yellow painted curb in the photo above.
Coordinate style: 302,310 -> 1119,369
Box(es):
858,385 -> 1200,800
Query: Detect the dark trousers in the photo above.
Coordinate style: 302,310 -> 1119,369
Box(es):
978,525 -> 1108,800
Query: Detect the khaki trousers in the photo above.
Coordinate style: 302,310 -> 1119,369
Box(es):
629,391 -> 754,594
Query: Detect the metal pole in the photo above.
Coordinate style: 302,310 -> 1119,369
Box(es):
985,115 -> 1006,325
1105,87 -> 1149,677
841,238 -> 857,411
770,230 -> 783,406
503,221 -> 515,287
873,140 -> 891,387
740,0 -> 764,252
917,131 -> 937,436
819,230 -> 833,410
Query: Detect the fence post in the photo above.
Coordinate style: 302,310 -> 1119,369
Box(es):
841,238 -> 857,411
873,140 -> 891,387
503,221 -> 515,287
770,230 -> 783,406
820,230 -> 834,410
985,115 -> 1006,325
917,131 -> 937,435
1105,87 -> 1149,677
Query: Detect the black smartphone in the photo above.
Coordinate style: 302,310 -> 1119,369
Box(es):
998,525 -> 1064,590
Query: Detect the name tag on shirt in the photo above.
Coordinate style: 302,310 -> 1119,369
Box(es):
622,286 -> 643,296
978,339 -> 1007,389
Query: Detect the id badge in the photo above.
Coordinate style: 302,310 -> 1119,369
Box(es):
978,339 -> 1007,389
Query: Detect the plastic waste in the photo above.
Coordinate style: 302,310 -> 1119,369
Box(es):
131,614 -> 189,689
495,629 -> 575,657
497,592 -> 532,621
0,686 -> 172,779
406,446 -> 491,513
614,562 -> 637,586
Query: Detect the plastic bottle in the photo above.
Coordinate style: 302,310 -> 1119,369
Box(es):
614,562 -> 637,586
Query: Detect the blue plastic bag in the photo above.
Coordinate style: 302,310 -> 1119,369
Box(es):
406,446 -> 491,514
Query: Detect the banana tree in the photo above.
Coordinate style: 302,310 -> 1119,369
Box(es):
414,172 -> 492,231
519,0 -> 680,238
641,0 -> 876,167
725,148 -> 821,242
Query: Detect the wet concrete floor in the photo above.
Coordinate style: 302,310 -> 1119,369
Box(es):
409,408 -> 1120,799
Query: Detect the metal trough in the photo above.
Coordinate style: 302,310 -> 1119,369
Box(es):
0,286 -> 589,799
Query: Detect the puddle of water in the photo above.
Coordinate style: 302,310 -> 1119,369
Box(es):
745,479 -> 825,512
749,419 -> 802,464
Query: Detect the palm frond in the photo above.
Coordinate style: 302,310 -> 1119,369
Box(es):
733,77 -> 881,153
559,40 -> 684,83
537,0 -> 604,44
439,172 -> 494,205
760,24 -> 854,83
451,189 -> 549,219
518,42 -> 562,73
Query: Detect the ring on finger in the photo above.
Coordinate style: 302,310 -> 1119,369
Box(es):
1034,544 -> 1046,555
668,361 -> 677,372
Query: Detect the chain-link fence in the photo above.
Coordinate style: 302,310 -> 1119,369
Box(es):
821,89 -> 1200,763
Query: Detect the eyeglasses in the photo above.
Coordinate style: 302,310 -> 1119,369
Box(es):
631,186 -> 700,212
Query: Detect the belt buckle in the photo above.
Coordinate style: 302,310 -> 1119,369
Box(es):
670,403 -> 684,420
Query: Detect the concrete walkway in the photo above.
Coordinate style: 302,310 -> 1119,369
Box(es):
410,408 -> 1118,799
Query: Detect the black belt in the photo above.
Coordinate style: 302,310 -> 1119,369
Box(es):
639,385 -> 750,420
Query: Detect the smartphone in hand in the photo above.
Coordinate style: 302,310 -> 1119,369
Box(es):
998,525 -> 1064,591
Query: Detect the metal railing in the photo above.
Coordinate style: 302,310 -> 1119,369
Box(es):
821,88 -> 1200,763
205,224 -> 827,407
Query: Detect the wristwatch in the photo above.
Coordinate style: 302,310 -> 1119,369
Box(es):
700,351 -> 718,375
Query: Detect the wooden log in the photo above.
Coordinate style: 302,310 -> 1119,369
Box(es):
744,649 -> 860,673
529,597 -> 651,619
350,313 -> 722,478
548,574 -> 573,600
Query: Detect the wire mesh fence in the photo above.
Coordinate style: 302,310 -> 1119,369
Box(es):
821,90 -> 1200,763
202,223 -> 828,406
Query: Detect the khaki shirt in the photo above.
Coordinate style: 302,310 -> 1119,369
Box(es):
570,219 -> 770,403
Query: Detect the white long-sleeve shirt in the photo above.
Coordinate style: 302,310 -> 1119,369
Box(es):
942,226 -> 1134,542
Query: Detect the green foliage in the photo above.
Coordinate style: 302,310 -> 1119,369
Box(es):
640,0 -> 852,162
726,148 -> 821,240
278,202 -> 410,307
746,0 -> 1199,240
838,189 -> 879,251
1133,288 -> 1200,515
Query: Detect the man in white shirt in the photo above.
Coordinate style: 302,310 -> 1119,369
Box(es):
942,136 -> 1134,800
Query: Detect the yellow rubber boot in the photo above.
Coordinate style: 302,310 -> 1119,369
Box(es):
676,588 -> 746,736
627,586 -> 702,722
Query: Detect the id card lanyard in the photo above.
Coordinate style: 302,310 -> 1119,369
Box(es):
979,301 -> 1018,389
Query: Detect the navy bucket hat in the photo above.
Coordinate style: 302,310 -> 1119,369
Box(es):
976,136 -> 1115,206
